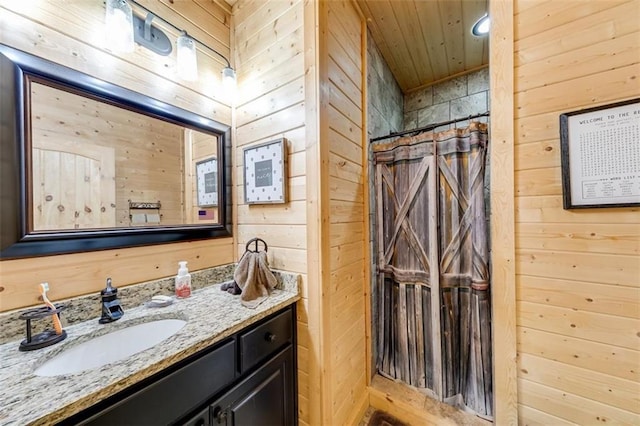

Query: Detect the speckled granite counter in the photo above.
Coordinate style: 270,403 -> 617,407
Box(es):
0,274 -> 299,425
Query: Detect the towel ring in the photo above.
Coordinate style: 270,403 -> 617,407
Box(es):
245,237 -> 268,253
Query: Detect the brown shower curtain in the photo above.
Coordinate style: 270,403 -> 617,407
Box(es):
372,122 -> 492,418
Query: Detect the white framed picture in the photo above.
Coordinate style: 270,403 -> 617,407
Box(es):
196,157 -> 218,207
243,138 -> 287,204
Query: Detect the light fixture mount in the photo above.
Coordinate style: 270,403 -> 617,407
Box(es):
133,13 -> 172,56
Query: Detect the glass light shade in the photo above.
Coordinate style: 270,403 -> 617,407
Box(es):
105,0 -> 134,53
177,33 -> 198,81
222,66 -> 236,90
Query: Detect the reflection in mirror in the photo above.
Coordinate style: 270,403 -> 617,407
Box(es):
0,44 -> 231,259
30,81 -> 219,232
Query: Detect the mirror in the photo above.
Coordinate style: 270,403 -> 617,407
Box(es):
0,44 -> 231,259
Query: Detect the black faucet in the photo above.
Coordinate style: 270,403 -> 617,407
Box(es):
99,278 -> 124,324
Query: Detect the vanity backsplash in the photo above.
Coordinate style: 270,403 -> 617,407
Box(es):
0,263 -> 296,345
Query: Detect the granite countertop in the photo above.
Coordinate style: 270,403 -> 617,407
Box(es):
0,279 -> 299,425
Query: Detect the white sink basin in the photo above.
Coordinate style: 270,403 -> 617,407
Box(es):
34,319 -> 187,377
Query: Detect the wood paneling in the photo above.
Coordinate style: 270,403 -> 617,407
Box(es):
356,0 -> 488,93
0,0 -> 232,312
518,378 -> 639,425
517,223 -> 639,256
32,84 -> 186,227
517,195 -> 640,224
517,275 -> 640,318
0,3 -> 232,116
518,301 -> 639,350
517,404 -> 576,426
517,250 -> 639,287
513,0 -> 640,422
517,327 -> 640,382
186,130 -> 219,224
323,2 -> 368,424
489,0 -> 518,423
0,238 -> 233,311
232,0 -> 311,424
519,353 -> 640,414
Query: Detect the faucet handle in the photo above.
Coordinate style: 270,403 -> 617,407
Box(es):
101,277 -> 117,296
99,277 -> 123,324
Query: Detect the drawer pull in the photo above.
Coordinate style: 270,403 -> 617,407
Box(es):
264,332 -> 276,342
213,406 -> 227,424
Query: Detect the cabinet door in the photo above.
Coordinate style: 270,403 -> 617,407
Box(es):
211,345 -> 296,426
182,406 -> 210,426
76,340 -> 235,426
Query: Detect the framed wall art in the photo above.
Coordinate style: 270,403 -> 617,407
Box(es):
196,157 -> 218,207
560,98 -> 640,209
243,138 -> 287,204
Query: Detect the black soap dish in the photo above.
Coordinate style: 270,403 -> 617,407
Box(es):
18,304 -> 67,351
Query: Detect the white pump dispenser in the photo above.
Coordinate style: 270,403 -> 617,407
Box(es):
175,261 -> 192,298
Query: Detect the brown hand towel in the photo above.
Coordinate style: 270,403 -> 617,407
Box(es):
233,250 -> 277,309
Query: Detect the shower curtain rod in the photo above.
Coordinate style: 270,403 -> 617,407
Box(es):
370,111 -> 490,143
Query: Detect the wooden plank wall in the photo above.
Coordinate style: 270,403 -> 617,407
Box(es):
233,1 -> 368,424
489,0 -> 518,423
31,84 -> 185,227
512,1 -> 640,423
187,131 -> 219,224
325,1 -> 369,425
230,0 -> 310,424
0,0 -> 233,312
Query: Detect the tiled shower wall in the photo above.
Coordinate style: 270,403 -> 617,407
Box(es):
366,29 -> 403,377
403,68 -> 490,131
403,67 -> 492,249
366,30 -> 403,139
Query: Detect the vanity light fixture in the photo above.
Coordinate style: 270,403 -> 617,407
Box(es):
471,13 -> 490,36
176,32 -> 198,81
132,12 -> 172,56
222,66 -> 237,91
105,0 -> 135,53
105,0 -> 236,86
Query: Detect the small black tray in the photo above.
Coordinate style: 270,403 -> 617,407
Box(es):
19,304 -> 67,351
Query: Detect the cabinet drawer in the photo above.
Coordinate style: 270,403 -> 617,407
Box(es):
79,339 -> 235,425
239,309 -> 292,373
180,406 -> 210,426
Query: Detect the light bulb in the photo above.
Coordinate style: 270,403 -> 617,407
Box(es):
222,67 -> 236,89
105,0 -> 134,53
221,66 -> 236,101
177,33 -> 198,81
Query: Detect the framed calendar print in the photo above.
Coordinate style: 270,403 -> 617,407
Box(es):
196,157 -> 218,207
560,98 -> 640,209
243,138 -> 287,204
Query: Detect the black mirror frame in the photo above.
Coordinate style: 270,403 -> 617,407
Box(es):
0,44 -> 232,259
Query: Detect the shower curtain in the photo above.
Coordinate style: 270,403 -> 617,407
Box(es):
372,122 -> 492,418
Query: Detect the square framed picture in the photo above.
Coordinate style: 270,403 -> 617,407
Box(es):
243,138 -> 287,204
196,157 -> 218,207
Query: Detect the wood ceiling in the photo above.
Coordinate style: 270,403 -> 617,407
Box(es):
356,0 -> 489,93
225,0 -> 489,94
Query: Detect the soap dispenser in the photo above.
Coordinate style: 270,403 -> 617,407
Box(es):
175,261 -> 192,298
99,278 -> 124,324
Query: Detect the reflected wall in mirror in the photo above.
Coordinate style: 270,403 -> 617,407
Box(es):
0,44 -> 231,259
30,81 -> 219,231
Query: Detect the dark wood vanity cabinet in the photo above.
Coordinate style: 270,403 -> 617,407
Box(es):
187,346 -> 295,426
63,305 -> 297,426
